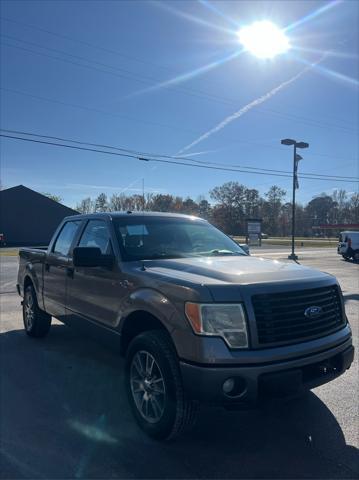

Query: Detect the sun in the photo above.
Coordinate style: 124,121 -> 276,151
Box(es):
237,21 -> 290,59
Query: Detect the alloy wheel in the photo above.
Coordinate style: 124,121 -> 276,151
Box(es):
24,291 -> 35,331
130,350 -> 166,424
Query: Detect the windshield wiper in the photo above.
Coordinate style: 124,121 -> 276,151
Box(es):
147,252 -> 184,259
207,249 -> 243,256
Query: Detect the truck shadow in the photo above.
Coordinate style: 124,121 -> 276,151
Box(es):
1,324 -> 358,479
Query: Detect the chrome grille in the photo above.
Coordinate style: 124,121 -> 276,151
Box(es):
252,285 -> 345,346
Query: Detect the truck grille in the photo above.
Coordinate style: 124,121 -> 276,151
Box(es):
252,285 -> 345,346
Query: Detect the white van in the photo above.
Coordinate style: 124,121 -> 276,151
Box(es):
337,231 -> 359,261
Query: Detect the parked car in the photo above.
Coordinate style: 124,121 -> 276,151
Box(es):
17,212 -> 354,440
337,231 -> 359,261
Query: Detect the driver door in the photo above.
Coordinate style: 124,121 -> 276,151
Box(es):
66,219 -> 122,328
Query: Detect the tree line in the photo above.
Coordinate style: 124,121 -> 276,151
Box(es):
75,182 -> 359,237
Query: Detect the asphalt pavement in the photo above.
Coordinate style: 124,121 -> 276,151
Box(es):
0,248 -> 358,479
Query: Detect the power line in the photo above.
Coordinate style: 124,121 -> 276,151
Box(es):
1,35 -> 357,134
1,132 -> 358,183
1,14 -> 354,131
2,88 -> 357,164
2,16 -> 356,130
1,129 -> 356,180
0,15 -> 174,73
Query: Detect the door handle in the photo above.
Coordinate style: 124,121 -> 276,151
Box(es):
66,267 -> 74,278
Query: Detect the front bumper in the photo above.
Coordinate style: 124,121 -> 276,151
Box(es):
180,338 -> 354,405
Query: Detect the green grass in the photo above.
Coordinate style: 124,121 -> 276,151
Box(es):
232,237 -> 337,248
0,249 -> 19,256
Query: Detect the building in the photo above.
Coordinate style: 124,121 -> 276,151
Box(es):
0,185 -> 78,246
312,224 -> 359,237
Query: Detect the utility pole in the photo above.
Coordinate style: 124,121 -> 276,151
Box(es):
281,138 -> 309,260
142,178 -> 145,211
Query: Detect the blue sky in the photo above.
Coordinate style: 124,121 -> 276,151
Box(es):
1,0 -> 358,208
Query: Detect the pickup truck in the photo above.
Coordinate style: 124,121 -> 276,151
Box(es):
17,212 -> 354,440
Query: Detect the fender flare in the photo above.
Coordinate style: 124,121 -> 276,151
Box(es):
117,287 -> 181,335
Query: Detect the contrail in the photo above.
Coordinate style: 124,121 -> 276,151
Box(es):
177,55 -> 326,155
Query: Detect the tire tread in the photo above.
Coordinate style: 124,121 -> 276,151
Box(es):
126,329 -> 198,440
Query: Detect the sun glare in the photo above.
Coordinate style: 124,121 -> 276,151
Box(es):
238,21 -> 290,59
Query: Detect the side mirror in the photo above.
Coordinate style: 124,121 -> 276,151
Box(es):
73,247 -> 114,268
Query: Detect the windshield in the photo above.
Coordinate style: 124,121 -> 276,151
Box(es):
113,217 -> 246,261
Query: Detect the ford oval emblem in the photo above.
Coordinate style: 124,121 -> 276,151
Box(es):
304,306 -> 323,318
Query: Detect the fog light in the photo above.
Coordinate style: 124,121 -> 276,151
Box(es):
223,378 -> 235,394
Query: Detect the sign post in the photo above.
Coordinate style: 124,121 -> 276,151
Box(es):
246,218 -> 262,247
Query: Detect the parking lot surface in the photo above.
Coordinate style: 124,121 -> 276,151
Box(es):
0,248 -> 358,479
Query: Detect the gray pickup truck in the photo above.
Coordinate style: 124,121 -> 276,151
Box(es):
17,212 -> 354,440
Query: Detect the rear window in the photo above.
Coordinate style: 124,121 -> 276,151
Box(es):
53,221 -> 81,256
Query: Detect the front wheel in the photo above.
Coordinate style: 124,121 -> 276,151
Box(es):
23,285 -> 52,338
125,330 -> 198,440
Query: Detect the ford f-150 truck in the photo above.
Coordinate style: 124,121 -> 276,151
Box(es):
17,212 -> 354,440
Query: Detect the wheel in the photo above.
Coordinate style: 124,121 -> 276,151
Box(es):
353,250 -> 359,262
23,285 -> 52,338
125,330 -> 198,440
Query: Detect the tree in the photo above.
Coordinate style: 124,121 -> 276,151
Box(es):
150,194 -> 176,212
210,182 -> 249,234
76,197 -> 94,214
198,198 -> 211,220
347,193 -> 359,223
306,195 -> 337,225
94,193 -> 108,212
182,198 -> 199,216
42,192 -> 63,203
262,186 -> 286,236
73,181 -> 357,237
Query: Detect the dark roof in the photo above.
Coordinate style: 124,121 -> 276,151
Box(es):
0,185 -> 78,214
0,185 -> 78,245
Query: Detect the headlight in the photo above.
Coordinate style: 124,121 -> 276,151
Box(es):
185,303 -> 248,348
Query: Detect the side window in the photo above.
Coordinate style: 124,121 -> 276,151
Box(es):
53,221 -> 81,256
78,220 -> 113,254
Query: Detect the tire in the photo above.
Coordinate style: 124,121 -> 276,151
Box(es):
23,285 -> 52,338
353,250 -> 359,263
125,330 -> 198,440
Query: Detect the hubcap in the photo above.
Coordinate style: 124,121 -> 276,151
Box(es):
130,351 -> 166,424
24,291 -> 34,330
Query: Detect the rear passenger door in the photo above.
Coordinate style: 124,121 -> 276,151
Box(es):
43,220 -> 81,319
66,219 -> 121,327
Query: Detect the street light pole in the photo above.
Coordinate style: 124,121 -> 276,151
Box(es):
281,138 -> 309,260
290,143 -> 297,260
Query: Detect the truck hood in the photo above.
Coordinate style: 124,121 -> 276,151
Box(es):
143,255 -> 330,286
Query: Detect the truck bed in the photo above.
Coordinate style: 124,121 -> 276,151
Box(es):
17,247 -> 48,307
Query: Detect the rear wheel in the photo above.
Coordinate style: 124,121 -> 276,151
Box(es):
125,330 -> 198,440
23,285 -> 51,338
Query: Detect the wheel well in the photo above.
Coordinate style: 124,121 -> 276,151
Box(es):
120,311 -> 167,355
24,276 -> 33,290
